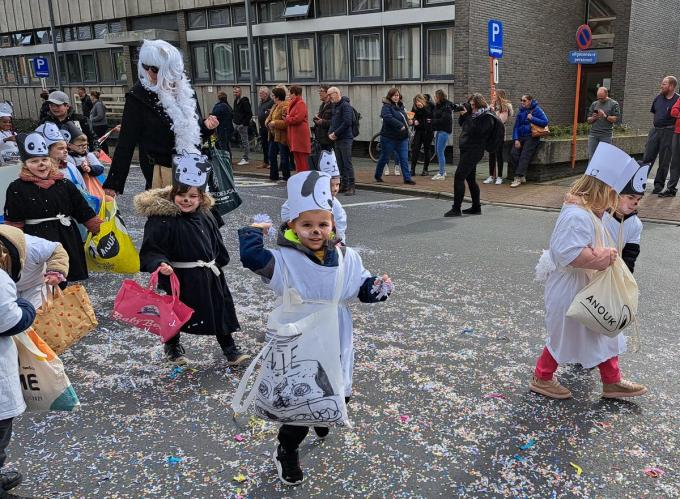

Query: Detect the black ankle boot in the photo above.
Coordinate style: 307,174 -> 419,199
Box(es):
344,181 -> 356,196
462,206 -> 482,215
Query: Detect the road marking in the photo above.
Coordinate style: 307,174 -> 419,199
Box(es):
234,178 -> 279,187
342,197 -> 423,207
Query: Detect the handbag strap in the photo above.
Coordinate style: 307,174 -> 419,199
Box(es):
231,337 -> 274,415
13,330 -> 48,359
149,269 -> 181,300
333,248 -> 345,304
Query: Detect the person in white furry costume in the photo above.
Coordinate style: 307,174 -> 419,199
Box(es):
103,40 -> 219,196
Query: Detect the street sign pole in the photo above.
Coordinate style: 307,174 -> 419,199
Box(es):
571,62 -> 582,168
487,20 -> 503,105
47,0 -> 61,90
489,57 -> 495,104
570,24 -> 593,168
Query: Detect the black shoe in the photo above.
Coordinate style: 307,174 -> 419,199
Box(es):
652,188 -> 663,194
410,169 -> 416,177
404,179 -> 416,185
374,176 -> 384,183
420,170 -> 429,176
462,206 -> 482,215
338,183 -> 348,193
444,208 -> 462,217
273,444 -> 304,486
344,183 -> 356,196
0,470 -> 22,492
163,342 -> 189,365
223,346 -> 250,366
313,426 -> 330,439
659,189 -> 677,197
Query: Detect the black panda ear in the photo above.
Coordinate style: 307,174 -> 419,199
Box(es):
301,171 -> 320,197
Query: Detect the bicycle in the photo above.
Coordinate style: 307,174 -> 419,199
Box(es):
369,127 -> 437,164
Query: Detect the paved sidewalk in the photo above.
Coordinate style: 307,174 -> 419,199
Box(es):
233,156 -> 680,224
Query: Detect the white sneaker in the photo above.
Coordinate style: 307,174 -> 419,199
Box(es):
384,166 -> 390,176
483,176 -> 495,184
495,177 -> 503,185
394,165 -> 401,176
432,173 -> 445,180
510,177 -> 522,188
237,159 -> 249,166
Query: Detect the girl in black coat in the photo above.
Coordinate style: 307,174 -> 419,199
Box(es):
431,90 -> 454,180
410,94 -> 434,176
135,185 -> 248,366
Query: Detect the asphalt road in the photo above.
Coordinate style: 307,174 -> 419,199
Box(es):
8,167 -> 680,498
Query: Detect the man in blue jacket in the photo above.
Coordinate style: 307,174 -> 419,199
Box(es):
510,94 -> 548,187
328,87 -> 355,196
212,92 -> 234,154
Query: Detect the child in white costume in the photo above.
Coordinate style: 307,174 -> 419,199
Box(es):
531,143 -> 648,400
239,170 -> 391,486
281,150 -> 348,242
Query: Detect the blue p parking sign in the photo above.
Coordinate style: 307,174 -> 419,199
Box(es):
488,20 -> 503,58
32,56 -> 49,78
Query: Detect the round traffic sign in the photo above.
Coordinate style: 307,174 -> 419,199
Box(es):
576,24 -> 592,50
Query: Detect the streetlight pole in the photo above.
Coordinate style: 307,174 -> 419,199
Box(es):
47,0 -> 62,90
244,0 -> 257,116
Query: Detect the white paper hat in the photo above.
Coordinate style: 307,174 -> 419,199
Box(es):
621,162 -> 650,196
585,142 -> 640,193
285,171 -> 333,221
35,122 -> 65,146
318,149 -> 340,177
0,101 -> 13,118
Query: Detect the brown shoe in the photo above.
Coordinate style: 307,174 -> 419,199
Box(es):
602,379 -> 647,399
529,375 -> 572,399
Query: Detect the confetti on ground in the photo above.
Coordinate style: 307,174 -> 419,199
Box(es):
166,456 -> 182,465
643,467 -> 665,478
234,434 -> 244,442
233,473 -> 247,483
519,439 -> 537,450
570,462 -> 583,476
399,415 -> 411,424
484,393 -> 507,399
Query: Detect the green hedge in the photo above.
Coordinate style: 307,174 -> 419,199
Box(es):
546,123 -> 630,139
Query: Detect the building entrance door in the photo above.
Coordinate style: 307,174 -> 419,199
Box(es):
579,62 -> 613,121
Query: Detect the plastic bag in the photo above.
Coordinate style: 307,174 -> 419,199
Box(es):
207,146 -> 242,216
85,198 -> 140,274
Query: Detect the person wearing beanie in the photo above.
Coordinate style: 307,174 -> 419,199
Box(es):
59,121 -> 105,179
0,225 -> 37,496
3,132 -> 102,282
238,170 -> 392,486
135,151 -> 248,366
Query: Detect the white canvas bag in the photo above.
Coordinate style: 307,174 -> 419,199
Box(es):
232,250 -> 350,427
566,212 -> 639,337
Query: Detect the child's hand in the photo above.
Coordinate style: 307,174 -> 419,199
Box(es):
251,222 -> 272,236
371,274 -> 394,300
375,274 -> 392,288
44,272 -> 65,286
591,247 -> 617,270
158,263 -> 174,276
81,160 -> 91,173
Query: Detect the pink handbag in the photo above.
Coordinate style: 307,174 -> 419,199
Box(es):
111,270 -> 194,342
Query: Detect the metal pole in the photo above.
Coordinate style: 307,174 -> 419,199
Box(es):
47,0 -> 62,90
571,63 -> 582,168
244,0 -> 257,116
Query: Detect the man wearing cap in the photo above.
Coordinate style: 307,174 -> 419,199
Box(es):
40,90 -> 98,152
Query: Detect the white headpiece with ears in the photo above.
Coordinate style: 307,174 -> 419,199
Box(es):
138,39 -> 201,154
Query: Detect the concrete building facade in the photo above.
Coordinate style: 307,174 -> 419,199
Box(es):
0,0 -> 678,143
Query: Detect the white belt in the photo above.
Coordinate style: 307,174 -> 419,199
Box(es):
170,259 -> 220,275
25,214 -> 72,226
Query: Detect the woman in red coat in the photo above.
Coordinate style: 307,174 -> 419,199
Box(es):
284,85 -> 311,172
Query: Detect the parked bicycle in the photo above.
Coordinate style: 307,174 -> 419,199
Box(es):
369,126 -> 436,164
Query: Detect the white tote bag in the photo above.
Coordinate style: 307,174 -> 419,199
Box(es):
566,212 -> 639,337
232,250 -> 350,427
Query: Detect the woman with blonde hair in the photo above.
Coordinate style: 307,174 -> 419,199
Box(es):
530,143 -> 647,400
484,88 -> 513,184
410,94 -> 434,176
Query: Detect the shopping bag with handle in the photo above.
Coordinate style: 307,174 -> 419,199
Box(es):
111,270 -> 194,343
85,198 -> 140,274
207,146 -> 242,216
14,329 -> 80,411
82,172 -> 106,205
232,250 -> 350,427
32,285 -> 98,355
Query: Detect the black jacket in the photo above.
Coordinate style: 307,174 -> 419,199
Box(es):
212,101 -> 234,140
432,101 -> 453,133
39,101 -> 50,122
329,96 -> 354,141
233,96 -> 253,126
458,109 -> 495,152
314,100 -> 334,145
103,80 -> 212,194
412,101 -> 433,133
80,95 -> 93,118
40,109 -> 98,152
257,97 -> 274,128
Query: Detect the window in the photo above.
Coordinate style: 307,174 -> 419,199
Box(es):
0,36 -> 10,48
2,58 -> 17,84
259,1 -> 285,23
97,50 -> 114,82
261,37 -> 287,81
81,52 -> 97,82
209,8 -> 230,27
233,5 -> 247,25
94,23 -> 109,39
350,0 -> 380,12
387,26 -> 420,80
426,25 -> 453,77
283,0 -> 311,18
109,21 -> 122,33
131,14 -> 178,31
66,53 -> 81,82
58,54 -> 67,82
192,44 -> 211,81
352,32 -> 381,79
188,10 -> 207,29
425,0 -> 452,4
384,0 -> 419,10
54,28 -> 63,43
36,30 -> 51,44
14,32 -> 33,46
319,32 -> 348,81
212,41 -> 234,82
77,25 -> 93,40
235,40 -> 251,80
289,36 -> 316,80
63,27 -> 76,42
317,0 -> 346,17
113,50 -> 127,81
25,56 -> 42,83
16,57 -> 29,84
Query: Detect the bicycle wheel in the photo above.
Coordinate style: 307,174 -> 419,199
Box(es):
369,132 -> 382,162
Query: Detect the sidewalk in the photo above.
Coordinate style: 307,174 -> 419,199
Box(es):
233,155 -> 680,224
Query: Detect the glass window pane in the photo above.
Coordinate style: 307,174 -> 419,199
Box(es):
271,2 -> 285,21
66,53 -> 81,82
283,1 -> 310,18
0,36 -> 11,48
54,29 -> 63,43
262,38 -> 287,81
58,54 -> 68,82
97,51 -> 114,82
212,42 -> 234,81
258,4 -> 270,23
233,5 -> 247,24
387,27 -> 420,80
320,32 -> 348,81
188,11 -> 207,29
290,37 -> 316,80
350,0 -> 380,11
425,0 -> 451,4
427,26 -> 453,76
78,25 -> 93,40
317,0 -> 346,17
81,53 -> 97,82
385,0 -> 419,10
353,33 -> 381,79
209,8 -> 229,27
2,58 -> 17,84
109,21 -> 123,33
192,45 -> 210,80
16,57 -> 29,84
113,50 -> 127,81
36,30 -> 51,44
236,41 -> 250,79
94,23 -> 108,39
64,27 -> 75,42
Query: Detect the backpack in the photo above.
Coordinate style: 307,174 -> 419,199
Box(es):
485,110 -> 505,153
351,106 -> 361,137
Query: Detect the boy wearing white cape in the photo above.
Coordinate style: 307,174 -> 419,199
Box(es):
239,171 -> 391,486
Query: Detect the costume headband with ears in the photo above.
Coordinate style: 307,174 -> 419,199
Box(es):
172,149 -> 212,191
285,170 -> 333,221
17,132 -> 49,161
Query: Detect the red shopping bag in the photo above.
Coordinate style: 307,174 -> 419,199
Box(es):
111,270 -> 194,342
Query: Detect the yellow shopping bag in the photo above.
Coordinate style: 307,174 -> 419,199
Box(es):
85,197 -> 140,274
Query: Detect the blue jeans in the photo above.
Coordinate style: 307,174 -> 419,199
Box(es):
435,131 -> 449,175
374,136 -> 412,181
269,141 -> 291,181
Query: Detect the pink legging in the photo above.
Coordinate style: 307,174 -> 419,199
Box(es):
534,346 -> 621,384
